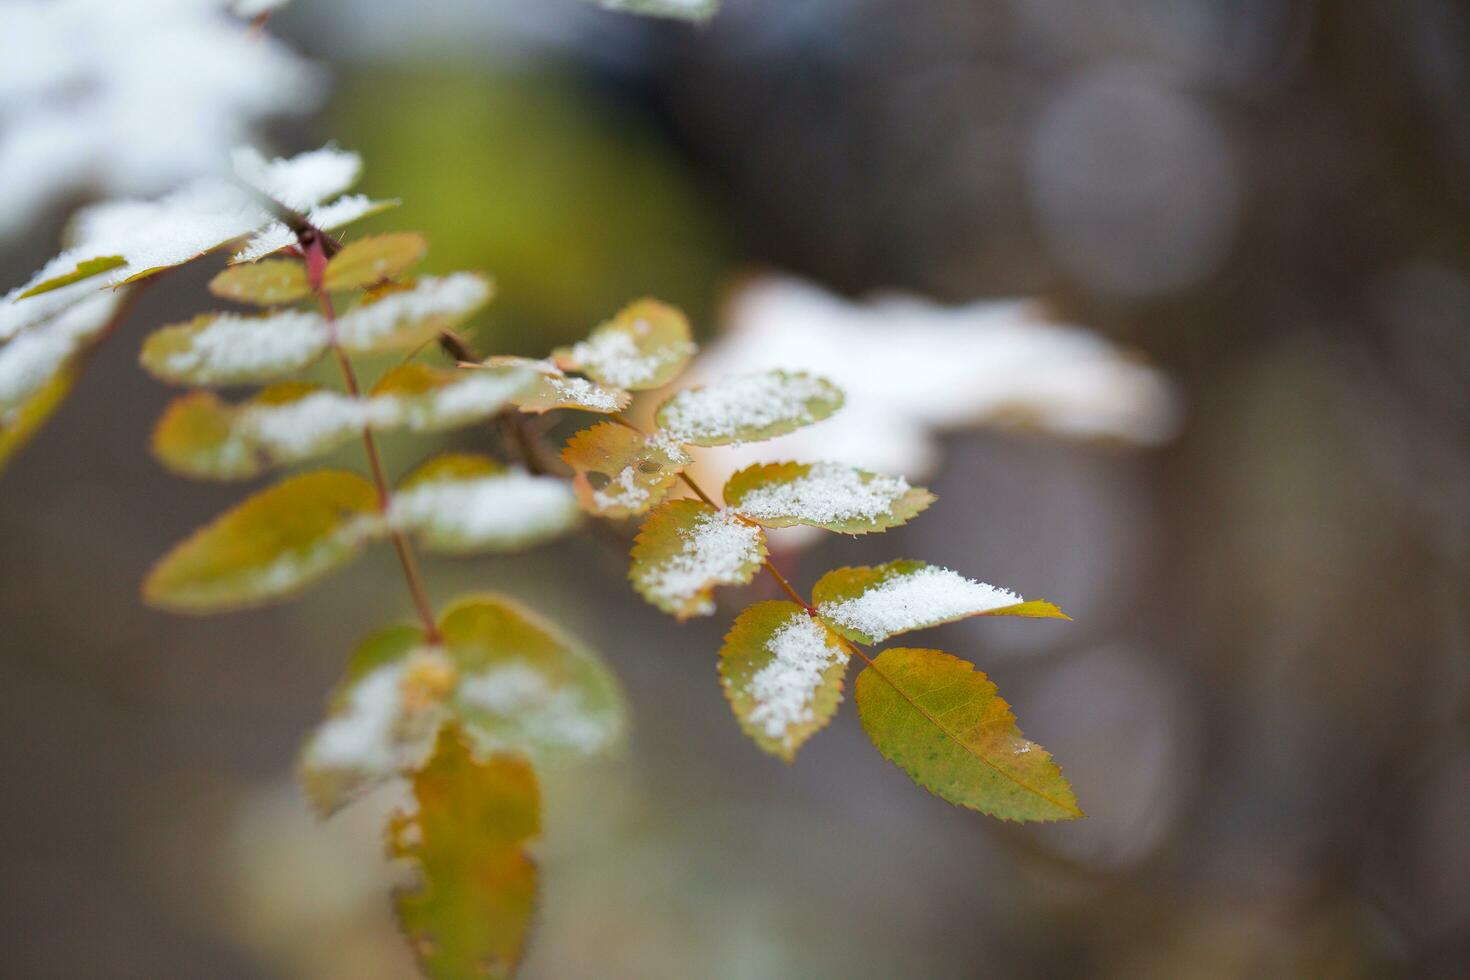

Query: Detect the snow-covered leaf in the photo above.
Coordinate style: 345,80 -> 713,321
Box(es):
0,363 -> 75,474
630,499 -> 766,619
323,232 -> 427,292
439,595 -> 624,762
151,390 -> 263,481
485,357 -> 630,415
232,145 -> 361,213
371,362 -> 535,431
143,470 -> 380,613
813,560 -> 1069,645
208,259 -> 309,306
724,461 -> 935,535
17,256 -> 125,299
855,647 -> 1082,822
719,601 -> 849,761
231,195 -> 400,265
654,370 -> 843,447
139,309 -> 328,386
561,421 -> 691,518
583,0 -> 721,21
391,724 -> 539,980
335,274 -> 492,352
552,298 -> 695,391
392,454 -> 581,554
0,291 -> 120,411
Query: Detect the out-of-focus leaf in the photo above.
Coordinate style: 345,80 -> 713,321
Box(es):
813,560 -> 1069,645
724,461 -> 935,535
392,724 -> 539,980
718,600 -> 849,761
629,498 -> 766,619
584,0 -> 721,22
324,232 -> 428,292
551,298 -> 694,390
855,647 -> 1082,822
17,256 -> 126,299
440,595 -> 624,761
231,196 -> 402,265
654,370 -> 843,447
371,361 -> 535,430
139,310 -> 329,386
561,421 -> 691,518
208,259 -> 310,306
143,470 -> 380,613
392,454 -> 581,554
336,273 -> 492,352
299,626 -> 449,814
0,368 -> 76,473
151,390 -> 262,480
486,357 -> 630,415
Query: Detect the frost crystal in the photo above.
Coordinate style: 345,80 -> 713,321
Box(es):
646,509 -> 763,614
547,376 -> 622,412
658,371 -> 832,445
335,274 -> 489,349
818,566 -> 1023,641
734,463 -> 911,524
746,612 -> 847,744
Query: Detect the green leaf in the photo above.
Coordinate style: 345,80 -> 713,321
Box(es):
208,259 -> 310,306
719,601 -> 849,761
439,595 -> 625,761
561,421 -> 691,518
17,255 -> 126,298
323,232 -> 428,292
392,454 -> 581,554
299,625 -> 450,814
813,560 -> 1070,645
371,362 -> 536,431
139,310 -> 328,386
143,470 -> 380,613
724,461 -> 935,535
855,647 -> 1082,822
629,499 -> 766,619
485,357 -> 631,415
336,273 -> 493,352
0,367 -> 76,474
654,370 -> 843,447
585,0 -> 721,21
151,391 -> 262,480
551,298 -> 695,390
299,595 -> 624,813
392,724 -> 539,980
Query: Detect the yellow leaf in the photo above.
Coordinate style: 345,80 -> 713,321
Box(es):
143,470 -> 380,613
0,367 -> 76,473
551,298 -> 695,390
392,724 -> 539,980
17,255 -> 126,298
323,232 -> 428,291
208,259 -> 310,306
855,647 -> 1082,822
560,421 -> 690,518
139,310 -> 328,386
151,391 -> 262,480
392,454 -> 581,554
724,461 -> 935,535
629,499 -> 766,619
654,370 -> 843,447
483,357 -> 630,415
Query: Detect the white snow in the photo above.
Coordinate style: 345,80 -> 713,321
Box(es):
657,370 -> 835,445
303,647 -> 448,774
568,321 -> 693,388
414,369 -> 531,426
0,0 -> 322,240
232,194 -> 395,263
644,508 -> 763,614
817,565 -> 1023,641
389,471 -> 579,546
732,462 -> 912,525
232,145 -> 361,212
237,391 -> 390,459
0,291 -> 120,409
335,274 -> 489,350
547,375 -> 624,412
744,611 -> 847,744
456,661 -> 613,754
161,310 -> 328,382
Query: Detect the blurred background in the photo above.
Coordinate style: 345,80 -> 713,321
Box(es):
2,0 -> 1469,976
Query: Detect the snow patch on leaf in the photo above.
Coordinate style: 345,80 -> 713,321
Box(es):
655,370 -> 843,447
630,500 -> 766,619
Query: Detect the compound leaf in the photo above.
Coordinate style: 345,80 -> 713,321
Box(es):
323,232 -> 428,292
654,370 -> 843,447
855,647 -> 1082,822
392,724 -> 539,980
208,259 -> 310,306
392,454 -> 581,554
143,470 -> 380,612
724,461 -> 935,535
629,499 -> 766,619
551,298 -> 695,391
719,601 -> 849,761
561,421 -> 690,518
813,560 -> 1069,645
